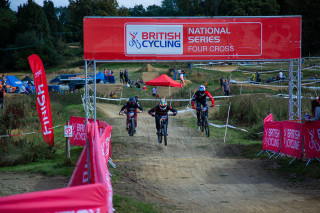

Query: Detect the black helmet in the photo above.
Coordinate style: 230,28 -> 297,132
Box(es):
129,96 -> 136,105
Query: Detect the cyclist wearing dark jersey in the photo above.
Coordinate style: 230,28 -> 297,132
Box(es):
120,96 -> 143,130
191,85 -> 215,126
148,98 -> 177,135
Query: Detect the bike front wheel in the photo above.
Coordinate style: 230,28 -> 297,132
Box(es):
204,117 -> 210,137
130,118 -> 135,136
163,124 -> 167,146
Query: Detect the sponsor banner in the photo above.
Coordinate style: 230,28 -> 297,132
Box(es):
69,116 -> 98,146
68,121 -> 113,213
281,121 -> 303,159
0,183 -> 108,213
28,54 -> 54,146
84,17 -> 301,61
302,121 -> 320,159
262,121 -> 282,153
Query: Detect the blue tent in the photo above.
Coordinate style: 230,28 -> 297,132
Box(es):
6,75 -> 24,88
95,71 -> 104,83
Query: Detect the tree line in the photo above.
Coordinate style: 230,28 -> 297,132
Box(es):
0,0 -> 319,71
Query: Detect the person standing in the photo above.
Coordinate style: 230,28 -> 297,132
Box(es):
20,83 -> 28,94
219,76 -> 224,89
1,73 -> 7,92
152,87 -> 157,97
124,69 -> 129,87
0,86 -> 5,109
119,70 -> 124,83
223,79 -> 230,96
173,67 -> 177,80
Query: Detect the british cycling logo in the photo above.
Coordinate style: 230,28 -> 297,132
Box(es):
129,32 -> 141,49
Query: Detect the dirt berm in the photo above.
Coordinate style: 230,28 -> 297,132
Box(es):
99,103 -> 320,213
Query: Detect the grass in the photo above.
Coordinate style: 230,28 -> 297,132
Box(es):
113,195 -> 161,213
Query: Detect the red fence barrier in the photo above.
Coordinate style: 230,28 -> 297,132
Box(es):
262,121 -> 320,162
0,120 -> 113,213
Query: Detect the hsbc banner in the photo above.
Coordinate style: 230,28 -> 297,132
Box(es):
262,121 -> 282,153
84,17 -> 301,61
281,121 -> 303,159
302,121 -> 320,159
28,54 -> 54,146
69,116 -> 99,146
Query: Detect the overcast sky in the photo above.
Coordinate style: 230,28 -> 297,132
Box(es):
10,0 -> 162,11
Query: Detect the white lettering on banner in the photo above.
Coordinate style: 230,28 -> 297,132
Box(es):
126,25 -> 183,55
35,69 -> 42,78
308,129 -> 320,151
82,163 -> 88,183
188,27 -> 231,35
37,84 -> 51,135
268,128 -> 280,138
56,208 -> 101,213
266,137 -> 280,147
283,128 -> 301,150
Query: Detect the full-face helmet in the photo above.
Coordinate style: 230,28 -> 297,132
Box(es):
159,98 -> 167,110
199,85 -> 206,96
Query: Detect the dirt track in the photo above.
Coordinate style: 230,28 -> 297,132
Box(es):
99,103 -> 320,213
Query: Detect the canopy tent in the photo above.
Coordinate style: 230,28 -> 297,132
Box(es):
6,75 -> 24,88
95,71 -> 104,83
145,74 -> 182,95
22,76 -> 34,85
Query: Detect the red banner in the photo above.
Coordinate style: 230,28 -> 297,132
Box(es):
281,121 -> 303,158
84,17 -> 301,61
262,121 -> 282,153
68,121 -> 113,213
28,54 -> 54,146
69,116 -> 99,146
0,183 -> 108,213
302,121 -> 320,159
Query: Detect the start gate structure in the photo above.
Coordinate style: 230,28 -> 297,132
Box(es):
83,16 -> 302,181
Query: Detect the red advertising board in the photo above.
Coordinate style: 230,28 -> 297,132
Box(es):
69,116 -> 99,146
262,121 -> 282,153
302,121 -> 320,159
281,121 -> 303,159
84,17 -> 301,61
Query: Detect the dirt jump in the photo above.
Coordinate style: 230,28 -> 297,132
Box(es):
98,103 -> 320,213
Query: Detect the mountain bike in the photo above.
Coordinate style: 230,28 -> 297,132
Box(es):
198,106 -> 210,137
120,111 -> 141,136
157,114 -> 175,146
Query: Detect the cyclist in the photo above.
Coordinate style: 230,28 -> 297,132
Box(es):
191,85 -> 215,126
148,98 -> 177,135
120,96 -> 143,131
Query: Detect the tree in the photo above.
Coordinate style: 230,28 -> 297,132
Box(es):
130,4 -> 146,16
160,0 -> 178,16
16,0 -> 50,41
0,0 -> 10,9
145,5 -> 162,16
43,0 -> 61,38
118,6 -> 130,16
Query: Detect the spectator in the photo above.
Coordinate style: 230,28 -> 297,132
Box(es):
140,79 -> 144,84
120,70 -> 124,83
219,76 -> 224,88
0,86 -> 5,109
109,91 -> 115,98
173,67 -> 177,80
20,83 -> 28,94
223,79 -> 230,96
182,69 -> 186,80
152,87 -> 157,97
178,68 -> 181,80
305,98 -> 320,122
108,69 -> 113,76
26,83 -> 32,94
180,71 -> 185,85
1,73 -> 7,92
135,80 -> 141,89
124,69 -> 129,87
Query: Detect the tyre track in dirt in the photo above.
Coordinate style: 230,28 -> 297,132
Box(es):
98,103 -> 320,213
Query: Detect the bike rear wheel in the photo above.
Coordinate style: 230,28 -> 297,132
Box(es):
204,117 -> 210,137
163,124 -> 167,146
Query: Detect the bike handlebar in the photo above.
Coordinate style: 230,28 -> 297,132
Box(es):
119,111 -> 142,115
